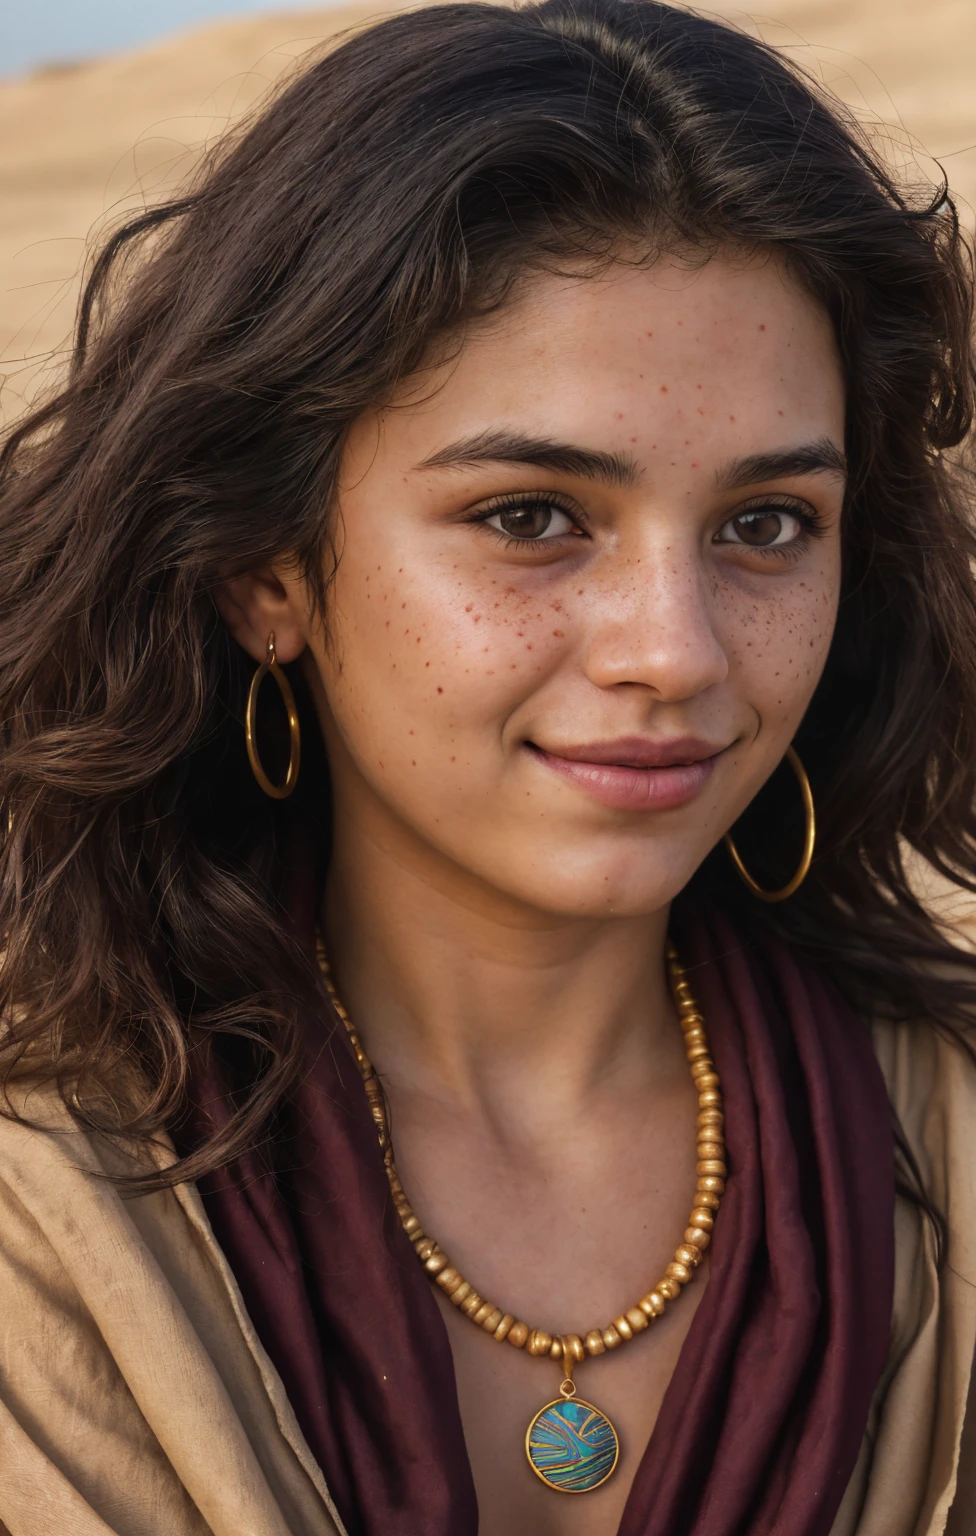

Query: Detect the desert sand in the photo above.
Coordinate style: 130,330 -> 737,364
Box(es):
1,0 -> 974,425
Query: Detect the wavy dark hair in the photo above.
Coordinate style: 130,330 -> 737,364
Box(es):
2,0 -> 975,1190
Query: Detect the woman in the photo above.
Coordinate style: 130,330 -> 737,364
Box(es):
0,1 -> 974,1532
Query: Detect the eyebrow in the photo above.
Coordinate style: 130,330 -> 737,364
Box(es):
417,429 -> 641,488
716,438 -> 847,490
417,427 -> 847,491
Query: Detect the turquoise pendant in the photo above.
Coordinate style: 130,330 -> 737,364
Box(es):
525,1392 -> 620,1493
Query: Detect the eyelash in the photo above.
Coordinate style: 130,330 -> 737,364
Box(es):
470,490 -> 584,549
468,490 -> 827,556
717,496 -> 827,562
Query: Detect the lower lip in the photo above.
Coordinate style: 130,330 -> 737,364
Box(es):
529,746 -> 717,812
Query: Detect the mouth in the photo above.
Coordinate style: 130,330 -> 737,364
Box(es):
525,736 -> 727,813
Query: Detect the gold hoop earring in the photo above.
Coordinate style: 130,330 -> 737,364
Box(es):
723,745 -> 815,903
245,632 -> 300,799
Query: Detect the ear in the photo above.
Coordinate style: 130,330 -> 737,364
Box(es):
214,565 -> 308,665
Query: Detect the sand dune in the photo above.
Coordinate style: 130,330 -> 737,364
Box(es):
1,0 -> 974,426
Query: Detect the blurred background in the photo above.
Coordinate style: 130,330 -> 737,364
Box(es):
1,0 -> 974,425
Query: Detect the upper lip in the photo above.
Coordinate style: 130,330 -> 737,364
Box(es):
531,736 -> 728,769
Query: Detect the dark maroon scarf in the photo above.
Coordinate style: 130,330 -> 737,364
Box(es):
178,909 -> 894,1536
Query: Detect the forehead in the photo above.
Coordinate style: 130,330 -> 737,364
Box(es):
381,252 -> 845,472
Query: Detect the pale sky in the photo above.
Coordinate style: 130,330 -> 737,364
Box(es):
2,0 -> 317,77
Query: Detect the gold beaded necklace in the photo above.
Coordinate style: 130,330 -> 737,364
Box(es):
315,938 -> 726,1496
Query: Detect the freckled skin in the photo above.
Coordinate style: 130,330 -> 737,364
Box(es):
297,254 -> 843,919
218,252 -> 845,1536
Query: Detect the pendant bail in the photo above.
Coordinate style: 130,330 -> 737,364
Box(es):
559,1334 -> 581,1398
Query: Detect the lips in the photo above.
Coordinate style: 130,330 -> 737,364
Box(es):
527,736 -> 725,812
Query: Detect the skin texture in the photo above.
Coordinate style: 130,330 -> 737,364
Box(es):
218,252 -> 845,1536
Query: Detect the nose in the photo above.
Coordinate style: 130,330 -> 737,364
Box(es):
581,538 -> 729,702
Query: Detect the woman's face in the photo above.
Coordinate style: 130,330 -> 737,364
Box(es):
299,253 -> 845,918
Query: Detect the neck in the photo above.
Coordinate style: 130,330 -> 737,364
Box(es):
321,807 -> 678,1140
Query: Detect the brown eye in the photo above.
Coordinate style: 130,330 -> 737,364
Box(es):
486,503 -> 575,541
717,508 -> 803,548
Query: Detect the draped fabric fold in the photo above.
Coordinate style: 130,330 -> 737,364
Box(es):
178,906 -> 894,1536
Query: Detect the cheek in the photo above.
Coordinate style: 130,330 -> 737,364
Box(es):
716,563 -> 840,717
323,552 -> 578,742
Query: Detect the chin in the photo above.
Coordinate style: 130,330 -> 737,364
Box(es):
500,860 -> 690,920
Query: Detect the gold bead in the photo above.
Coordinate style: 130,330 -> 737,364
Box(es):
697,1108 -> 724,1127
684,1227 -> 711,1250
322,944 -> 721,1376
562,1335 -> 585,1364
639,1291 -> 666,1317
698,1176 -> 726,1195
